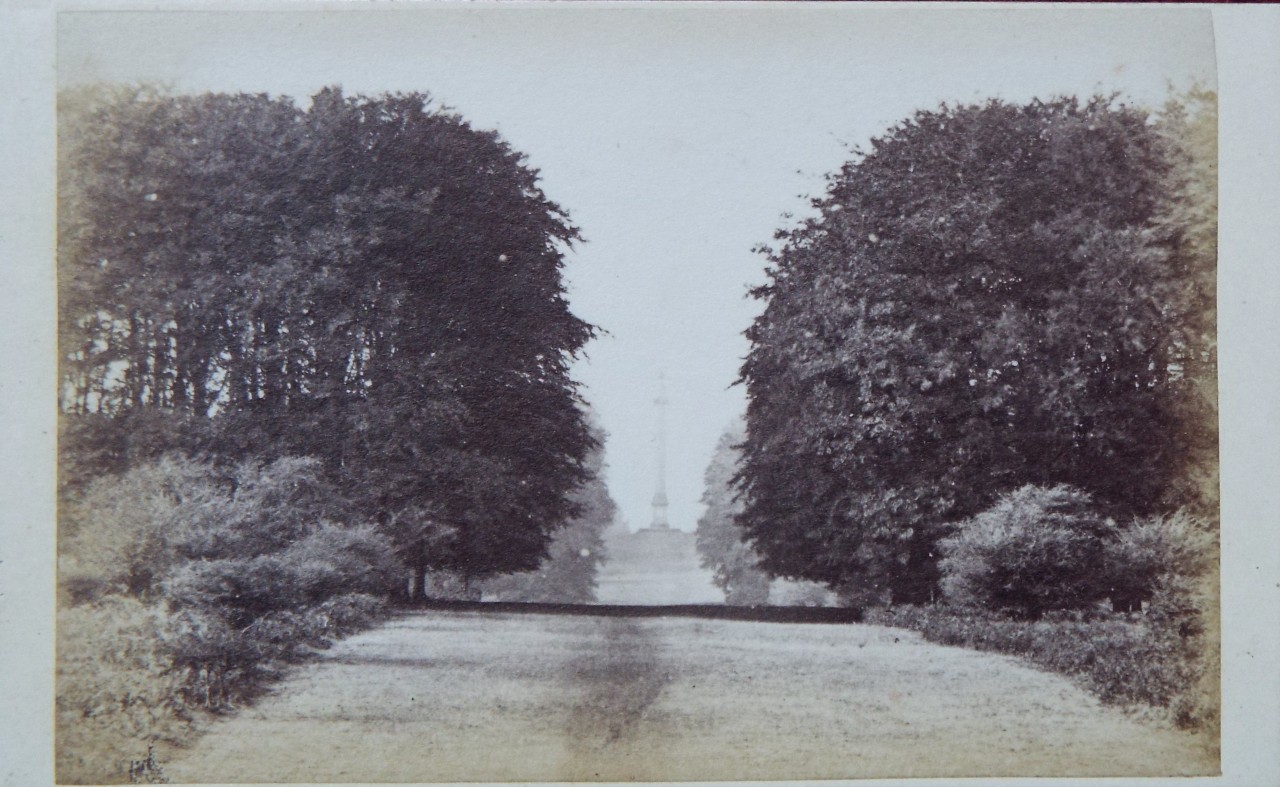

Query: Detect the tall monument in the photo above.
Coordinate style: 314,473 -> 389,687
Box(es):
594,370 -> 723,603
649,372 -> 670,530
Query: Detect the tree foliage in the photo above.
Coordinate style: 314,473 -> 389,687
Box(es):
480,413 -> 616,603
737,95 -> 1216,602
1152,89 -> 1218,517
59,86 -> 597,586
1103,509 -> 1217,617
938,484 -> 1113,619
694,420 -> 771,605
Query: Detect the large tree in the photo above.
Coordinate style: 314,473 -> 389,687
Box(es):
738,95 -> 1215,603
59,86 -> 596,595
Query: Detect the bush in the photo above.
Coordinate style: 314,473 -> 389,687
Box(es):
875,505 -> 1219,734
56,593 -> 395,783
56,597 -> 191,784
160,522 -> 399,707
175,456 -> 350,561
939,485 -> 1114,619
1104,509 -> 1217,614
60,456 -> 220,599
162,595 -> 391,712
163,606 -> 259,710
1111,510 -> 1220,733
58,456 -> 401,781
314,593 -> 390,636
164,524 -> 399,624
283,523 -> 403,600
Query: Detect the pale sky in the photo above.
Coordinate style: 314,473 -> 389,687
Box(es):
58,3 -> 1216,533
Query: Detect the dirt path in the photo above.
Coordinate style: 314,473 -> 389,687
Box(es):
162,610 -> 1216,782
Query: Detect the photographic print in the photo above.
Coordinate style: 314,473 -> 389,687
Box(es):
53,3 -> 1221,783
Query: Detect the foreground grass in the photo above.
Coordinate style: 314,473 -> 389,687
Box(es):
55,595 -> 390,784
865,604 -> 1220,740
160,609 -> 1216,782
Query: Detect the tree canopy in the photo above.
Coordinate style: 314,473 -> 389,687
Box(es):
59,86 -> 597,590
737,94 -> 1217,603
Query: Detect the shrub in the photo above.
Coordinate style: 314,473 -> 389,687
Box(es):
314,593 -> 390,636
175,456 -> 351,561
56,597 -> 191,784
160,523 -> 399,711
1104,509 -> 1217,614
60,456 -> 220,600
162,595 -> 390,712
283,523 -> 403,601
58,456 -> 400,781
163,606 -> 257,709
164,555 -> 309,627
163,524 -> 399,624
939,484 -> 1113,619
1110,510 -> 1220,734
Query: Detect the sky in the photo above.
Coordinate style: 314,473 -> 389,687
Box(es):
57,3 -> 1216,533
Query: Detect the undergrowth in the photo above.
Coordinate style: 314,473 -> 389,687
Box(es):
866,603 -> 1219,735
55,593 -> 390,784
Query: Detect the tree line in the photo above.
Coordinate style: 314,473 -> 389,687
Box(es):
59,86 -> 612,599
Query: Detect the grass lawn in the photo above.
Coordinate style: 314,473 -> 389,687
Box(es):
159,609 -> 1217,782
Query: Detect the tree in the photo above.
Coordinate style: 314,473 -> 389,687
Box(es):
1152,88 -> 1218,518
59,86 -> 597,591
695,419 -> 771,605
738,95 -> 1213,603
938,484 -> 1113,619
480,412 -> 616,603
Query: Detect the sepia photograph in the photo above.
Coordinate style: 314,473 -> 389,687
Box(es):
9,1 -> 1272,783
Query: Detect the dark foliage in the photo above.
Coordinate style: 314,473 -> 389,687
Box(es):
460,410 -> 616,603
738,95 -> 1215,602
59,85 -> 597,587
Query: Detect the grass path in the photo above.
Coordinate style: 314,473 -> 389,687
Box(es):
161,610 -> 1216,781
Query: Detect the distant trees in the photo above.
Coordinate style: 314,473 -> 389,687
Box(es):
695,420 -> 771,605
480,414 -> 617,603
59,86 -> 597,594
738,94 -> 1217,604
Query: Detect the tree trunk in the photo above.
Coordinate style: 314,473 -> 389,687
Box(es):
407,551 -> 429,602
1110,590 -> 1146,614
